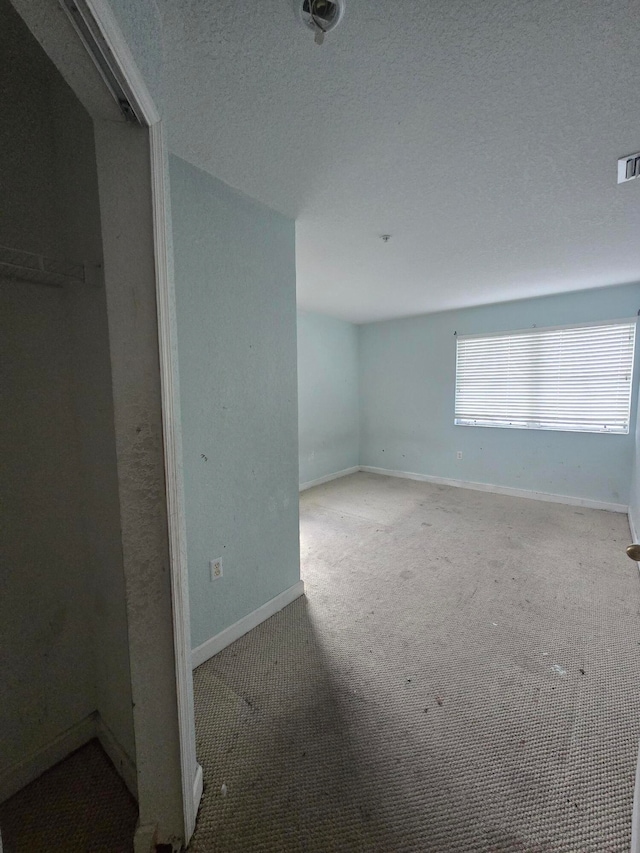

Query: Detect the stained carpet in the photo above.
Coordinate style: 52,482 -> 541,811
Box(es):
190,472 -> 640,852
0,739 -> 137,852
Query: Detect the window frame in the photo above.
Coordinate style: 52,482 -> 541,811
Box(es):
454,317 -> 637,435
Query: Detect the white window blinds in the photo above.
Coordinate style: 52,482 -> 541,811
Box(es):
455,321 -> 636,434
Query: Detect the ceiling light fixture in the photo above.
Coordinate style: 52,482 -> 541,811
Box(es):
296,0 -> 345,46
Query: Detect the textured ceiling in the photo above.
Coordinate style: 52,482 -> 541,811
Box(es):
158,0 -> 640,323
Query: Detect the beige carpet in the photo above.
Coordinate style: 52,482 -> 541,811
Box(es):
0,739 -> 137,852
190,472 -> 640,852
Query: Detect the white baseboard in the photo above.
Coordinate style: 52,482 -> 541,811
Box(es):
191,580 -> 305,669
359,465 -> 628,513
630,508 -> 639,545
0,713 -> 96,803
193,762 -> 203,817
0,711 -> 137,805
133,824 -> 157,853
298,465 -> 627,513
96,716 -> 137,799
299,466 -> 359,492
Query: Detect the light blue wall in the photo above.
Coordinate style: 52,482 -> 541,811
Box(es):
297,311 -> 359,485
360,284 -> 640,506
171,155 -> 300,650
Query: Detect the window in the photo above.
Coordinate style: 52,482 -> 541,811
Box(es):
455,320 -> 636,434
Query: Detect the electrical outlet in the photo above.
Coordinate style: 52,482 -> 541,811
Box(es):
210,558 -> 223,581
456,451 -> 463,460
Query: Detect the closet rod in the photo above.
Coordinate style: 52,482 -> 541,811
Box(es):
0,244 -> 86,288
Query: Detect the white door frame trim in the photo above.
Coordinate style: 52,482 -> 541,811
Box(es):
148,120 -> 201,842
79,0 -> 200,841
75,0 -> 160,124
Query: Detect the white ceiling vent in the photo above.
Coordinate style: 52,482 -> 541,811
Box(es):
617,152 -> 640,184
296,0 -> 345,45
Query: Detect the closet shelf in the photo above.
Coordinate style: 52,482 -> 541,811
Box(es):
0,244 -> 86,288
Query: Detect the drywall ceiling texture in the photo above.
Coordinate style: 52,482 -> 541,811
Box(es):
157,0 -> 640,323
